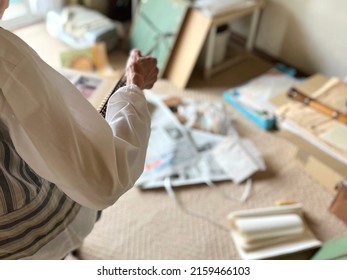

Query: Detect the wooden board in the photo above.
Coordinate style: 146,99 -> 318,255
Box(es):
164,8 -> 211,89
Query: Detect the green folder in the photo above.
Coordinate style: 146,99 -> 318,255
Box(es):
129,0 -> 189,77
311,235 -> 347,260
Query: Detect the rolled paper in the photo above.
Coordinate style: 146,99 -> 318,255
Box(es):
234,213 -> 304,242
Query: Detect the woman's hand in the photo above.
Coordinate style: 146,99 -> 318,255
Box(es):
125,49 -> 158,90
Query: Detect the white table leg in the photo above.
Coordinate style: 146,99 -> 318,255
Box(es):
204,25 -> 217,79
246,8 -> 261,51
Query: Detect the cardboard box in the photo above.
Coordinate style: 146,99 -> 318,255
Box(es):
272,74 -> 347,193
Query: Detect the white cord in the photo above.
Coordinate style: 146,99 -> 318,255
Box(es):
205,178 -> 252,203
199,155 -> 253,203
240,178 -> 253,202
163,177 -> 229,232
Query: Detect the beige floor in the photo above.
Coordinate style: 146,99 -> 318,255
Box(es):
14,21 -> 346,260
78,55 -> 347,260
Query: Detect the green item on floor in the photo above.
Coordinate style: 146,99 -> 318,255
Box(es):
311,235 -> 347,260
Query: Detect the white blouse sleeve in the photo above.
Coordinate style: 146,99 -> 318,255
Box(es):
1,56 -> 151,210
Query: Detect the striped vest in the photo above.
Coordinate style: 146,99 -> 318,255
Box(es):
0,122 -> 80,259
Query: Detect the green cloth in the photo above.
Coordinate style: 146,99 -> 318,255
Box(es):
312,235 -> 347,260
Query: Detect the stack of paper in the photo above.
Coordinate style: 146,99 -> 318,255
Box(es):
228,204 -> 322,259
276,76 -> 347,165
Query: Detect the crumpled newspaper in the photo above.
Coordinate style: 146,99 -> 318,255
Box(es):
176,98 -> 235,135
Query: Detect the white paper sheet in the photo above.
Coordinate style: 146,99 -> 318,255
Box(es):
212,136 -> 266,184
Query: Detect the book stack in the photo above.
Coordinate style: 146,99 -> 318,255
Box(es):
227,204 -> 321,259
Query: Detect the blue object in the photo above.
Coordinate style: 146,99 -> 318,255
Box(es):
274,63 -> 297,77
223,90 -> 276,130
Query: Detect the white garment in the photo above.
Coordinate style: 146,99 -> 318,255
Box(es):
0,27 -> 151,258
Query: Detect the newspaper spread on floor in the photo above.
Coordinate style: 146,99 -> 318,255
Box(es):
136,91 -> 266,190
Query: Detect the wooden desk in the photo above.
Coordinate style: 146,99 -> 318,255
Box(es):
164,1 -> 265,89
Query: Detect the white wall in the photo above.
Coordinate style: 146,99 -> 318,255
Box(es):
234,0 -> 347,78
